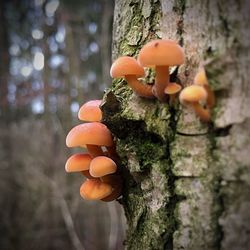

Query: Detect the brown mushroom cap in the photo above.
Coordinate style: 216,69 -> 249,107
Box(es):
65,153 -> 92,172
138,39 -> 185,67
80,179 -> 113,200
89,156 -> 117,177
78,100 -> 102,122
66,122 -> 113,148
110,56 -> 145,78
179,85 -> 207,104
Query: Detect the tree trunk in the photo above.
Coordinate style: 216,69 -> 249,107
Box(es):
102,0 -> 250,249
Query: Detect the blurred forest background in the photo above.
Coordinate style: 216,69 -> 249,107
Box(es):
0,0 -> 126,249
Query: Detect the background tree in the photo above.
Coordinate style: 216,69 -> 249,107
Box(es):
103,0 -> 250,249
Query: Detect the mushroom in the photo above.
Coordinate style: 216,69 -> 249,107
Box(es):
179,85 -> 211,122
194,68 -> 215,108
66,122 -> 114,157
89,156 -> 117,178
80,179 -> 113,200
164,82 -> 182,104
65,153 -> 92,172
78,100 -> 102,122
101,174 -> 122,202
138,39 -> 185,102
110,56 -> 154,98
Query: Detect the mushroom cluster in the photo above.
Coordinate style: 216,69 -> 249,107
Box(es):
179,67 -> 215,122
65,40 -> 216,204
110,39 -> 185,102
65,100 -> 122,202
110,39 -> 214,122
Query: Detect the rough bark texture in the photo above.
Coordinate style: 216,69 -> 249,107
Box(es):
102,0 -> 250,249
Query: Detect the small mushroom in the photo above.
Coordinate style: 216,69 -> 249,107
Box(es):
89,156 -> 117,178
110,56 -> 154,98
65,153 -> 92,172
138,39 -> 185,102
78,100 -> 102,122
179,85 -> 211,122
66,122 -> 114,157
194,68 -> 215,108
164,82 -> 182,104
80,179 -> 113,200
101,174 -> 122,202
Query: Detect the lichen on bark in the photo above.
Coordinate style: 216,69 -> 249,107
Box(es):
102,0 -> 250,249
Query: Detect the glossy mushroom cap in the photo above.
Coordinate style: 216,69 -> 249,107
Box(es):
110,56 -> 145,78
89,156 -> 117,177
194,68 -> 208,86
80,179 -> 113,200
65,153 -> 92,172
179,85 -> 207,105
78,100 -> 102,122
66,122 -> 114,148
138,39 -> 185,67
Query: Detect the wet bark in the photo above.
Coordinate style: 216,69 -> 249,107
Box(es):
102,0 -> 250,249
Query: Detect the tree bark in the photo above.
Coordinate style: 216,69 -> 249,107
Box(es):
102,0 -> 250,249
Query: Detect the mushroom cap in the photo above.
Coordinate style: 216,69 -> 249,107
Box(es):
78,100 -> 102,122
194,68 -> 208,86
138,39 -> 185,67
65,153 -> 92,172
110,56 -> 145,78
80,179 -> 113,200
164,82 -> 182,95
66,122 -> 114,148
179,85 -> 207,104
89,156 -> 117,177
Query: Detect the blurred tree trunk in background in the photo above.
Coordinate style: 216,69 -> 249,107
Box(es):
0,0 -> 10,119
100,0 -> 113,87
0,2 -> 19,249
103,0 -> 250,249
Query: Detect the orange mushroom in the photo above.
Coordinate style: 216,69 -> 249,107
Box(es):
66,122 -> 114,157
65,153 -> 92,172
138,39 -> 184,102
80,179 -> 113,200
194,68 -> 215,108
110,56 -> 154,98
78,100 -> 102,122
179,85 -> 211,122
101,174 -> 123,202
164,82 -> 182,104
89,156 -> 117,177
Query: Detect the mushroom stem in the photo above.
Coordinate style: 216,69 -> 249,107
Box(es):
125,75 -> 154,98
204,85 -> 215,108
192,103 -> 211,122
106,145 -> 119,160
86,144 -> 104,157
154,65 -> 169,101
169,94 -> 176,105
